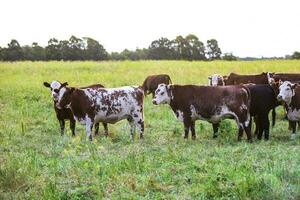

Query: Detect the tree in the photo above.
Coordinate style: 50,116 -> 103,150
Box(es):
148,37 -> 175,60
68,36 -> 84,60
2,39 -> 24,61
31,42 -> 45,60
185,34 -> 206,60
45,38 -> 61,60
222,53 -> 237,61
173,35 -> 191,60
206,39 -> 222,60
83,37 -> 108,60
22,42 -> 45,61
291,51 -> 300,59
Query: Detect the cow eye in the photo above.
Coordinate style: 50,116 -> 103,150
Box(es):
54,89 -> 59,93
161,92 -> 165,95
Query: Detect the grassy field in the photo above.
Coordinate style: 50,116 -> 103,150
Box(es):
1,60 -> 300,199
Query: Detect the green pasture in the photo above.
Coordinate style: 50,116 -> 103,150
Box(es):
0,60 -> 300,199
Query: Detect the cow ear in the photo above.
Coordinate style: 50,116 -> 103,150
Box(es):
292,83 -> 297,89
61,82 -> 68,87
70,87 -> 75,93
278,79 -> 283,86
43,82 -> 50,88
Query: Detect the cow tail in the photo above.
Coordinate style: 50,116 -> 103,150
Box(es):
272,107 -> 276,127
244,86 -> 251,128
167,75 -> 172,85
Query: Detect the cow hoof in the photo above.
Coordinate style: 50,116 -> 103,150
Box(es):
290,134 -> 297,140
213,134 -> 218,138
192,136 -> 196,140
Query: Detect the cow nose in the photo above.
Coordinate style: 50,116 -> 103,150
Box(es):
277,95 -> 282,100
152,100 -> 157,105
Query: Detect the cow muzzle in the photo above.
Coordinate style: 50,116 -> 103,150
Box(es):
277,95 -> 283,101
152,99 -> 158,105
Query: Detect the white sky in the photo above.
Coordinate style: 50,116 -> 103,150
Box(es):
0,0 -> 299,57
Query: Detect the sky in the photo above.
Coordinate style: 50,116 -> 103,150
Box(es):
0,0 -> 299,57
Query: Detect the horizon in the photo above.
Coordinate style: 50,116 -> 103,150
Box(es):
1,0 -> 299,57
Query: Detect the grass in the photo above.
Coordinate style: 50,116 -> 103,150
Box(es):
0,60 -> 300,199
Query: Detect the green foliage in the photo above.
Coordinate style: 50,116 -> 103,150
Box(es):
291,51 -> 300,59
1,60 -> 300,199
222,53 -> 238,61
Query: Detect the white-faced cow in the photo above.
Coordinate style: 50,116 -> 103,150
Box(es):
208,74 -> 225,86
152,84 -> 252,142
55,83 -> 144,141
277,81 -> 300,139
44,81 -> 108,136
142,74 -> 172,98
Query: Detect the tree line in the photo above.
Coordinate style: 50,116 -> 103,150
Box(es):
0,34 -> 299,61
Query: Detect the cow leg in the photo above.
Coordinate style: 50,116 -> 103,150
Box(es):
70,119 -> 76,136
103,123 -> 108,137
262,115 -> 270,140
191,121 -> 196,140
85,117 -> 93,141
127,118 -> 136,140
59,120 -> 65,136
136,119 -> 144,139
288,121 -> 292,130
212,123 -> 219,138
94,122 -> 100,135
237,125 -> 244,141
183,118 -> 191,139
244,122 -> 253,143
257,116 -> 264,140
290,121 -> 297,140
131,108 -> 144,139
254,115 -> 259,136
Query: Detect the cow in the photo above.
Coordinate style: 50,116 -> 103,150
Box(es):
208,74 -> 225,86
208,74 -> 279,139
43,81 -> 108,136
142,74 -> 172,97
223,72 -> 271,85
277,81 -> 300,139
54,83 -> 144,141
152,84 -> 252,142
246,84 -> 281,140
269,73 -> 300,83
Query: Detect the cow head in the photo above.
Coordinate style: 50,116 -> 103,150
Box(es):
223,75 -> 229,85
277,81 -> 297,105
56,85 -> 75,109
152,83 -> 172,105
208,74 -> 224,86
43,81 -> 68,103
266,72 -> 275,84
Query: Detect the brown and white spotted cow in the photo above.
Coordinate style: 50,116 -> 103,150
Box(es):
152,84 -> 252,142
142,74 -> 172,97
277,81 -> 300,139
55,83 -> 145,141
43,81 -> 108,136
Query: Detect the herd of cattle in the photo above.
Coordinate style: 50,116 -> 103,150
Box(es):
43,72 -> 300,142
